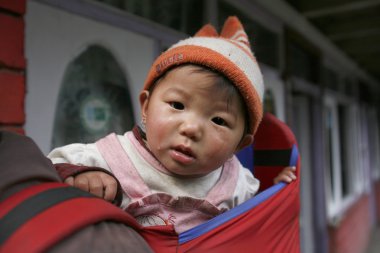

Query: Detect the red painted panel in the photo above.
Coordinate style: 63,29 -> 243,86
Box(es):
0,14 -> 26,69
0,71 -> 25,124
0,0 -> 26,14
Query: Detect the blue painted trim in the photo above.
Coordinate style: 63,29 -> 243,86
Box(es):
290,144 -> 298,167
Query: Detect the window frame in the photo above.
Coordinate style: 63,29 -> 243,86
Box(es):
323,94 -> 361,221
368,108 -> 380,180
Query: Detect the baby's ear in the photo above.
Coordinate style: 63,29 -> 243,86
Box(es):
139,91 -> 150,119
236,134 -> 254,151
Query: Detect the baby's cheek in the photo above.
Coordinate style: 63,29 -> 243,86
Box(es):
204,138 -> 233,160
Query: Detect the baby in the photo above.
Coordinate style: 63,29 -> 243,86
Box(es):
48,16 -> 296,233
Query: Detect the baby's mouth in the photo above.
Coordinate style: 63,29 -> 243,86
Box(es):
170,145 -> 196,165
176,145 -> 195,157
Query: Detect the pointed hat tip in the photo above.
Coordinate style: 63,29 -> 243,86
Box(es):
220,16 -> 250,46
194,24 -> 218,37
221,16 -> 244,36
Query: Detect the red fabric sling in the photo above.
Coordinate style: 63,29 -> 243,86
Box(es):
0,113 -> 300,253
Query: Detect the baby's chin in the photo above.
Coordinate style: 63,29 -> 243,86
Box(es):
166,167 -> 209,179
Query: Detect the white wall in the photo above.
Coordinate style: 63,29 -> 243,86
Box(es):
25,1 -> 155,153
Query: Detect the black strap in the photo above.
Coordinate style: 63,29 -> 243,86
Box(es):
0,187 -> 94,245
254,149 -> 293,166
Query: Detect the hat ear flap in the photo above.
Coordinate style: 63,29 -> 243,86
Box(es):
194,24 -> 218,37
220,16 -> 250,47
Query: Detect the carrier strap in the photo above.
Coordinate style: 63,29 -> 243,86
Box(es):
0,182 -> 141,253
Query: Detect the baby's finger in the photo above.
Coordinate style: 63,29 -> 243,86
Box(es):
88,176 -> 104,198
74,176 -> 90,193
290,172 -> 297,180
103,178 -> 117,202
282,175 -> 293,183
64,176 -> 74,186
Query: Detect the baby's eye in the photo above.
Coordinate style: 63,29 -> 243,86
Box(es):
170,102 -> 185,110
212,117 -> 227,126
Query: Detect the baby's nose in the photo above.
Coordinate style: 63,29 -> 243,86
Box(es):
179,118 -> 203,141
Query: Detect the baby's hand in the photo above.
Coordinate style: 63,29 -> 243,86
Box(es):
273,166 -> 297,184
65,171 -> 118,202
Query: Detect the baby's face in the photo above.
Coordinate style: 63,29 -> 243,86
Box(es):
140,65 -> 251,177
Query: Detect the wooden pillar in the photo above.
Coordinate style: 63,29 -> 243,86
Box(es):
0,0 -> 26,134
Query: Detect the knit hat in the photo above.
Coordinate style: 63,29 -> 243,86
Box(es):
143,16 -> 264,136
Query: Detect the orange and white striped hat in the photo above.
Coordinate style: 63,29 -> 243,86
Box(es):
143,16 -> 264,135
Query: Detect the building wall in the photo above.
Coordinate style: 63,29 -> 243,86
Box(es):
25,1 -> 155,154
328,194 -> 372,253
0,0 -> 26,134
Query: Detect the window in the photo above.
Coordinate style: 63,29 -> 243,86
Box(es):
357,107 -> 380,186
261,67 -> 286,121
218,1 -> 280,68
322,66 -> 339,91
288,40 -> 319,83
324,103 -> 337,206
264,90 -> 276,115
337,105 -> 353,197
368,109 -> 380,179
324,96 -> 359,219
92,0 -> 204,35
343,77 -> 356,97
51,45 -> 135,148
